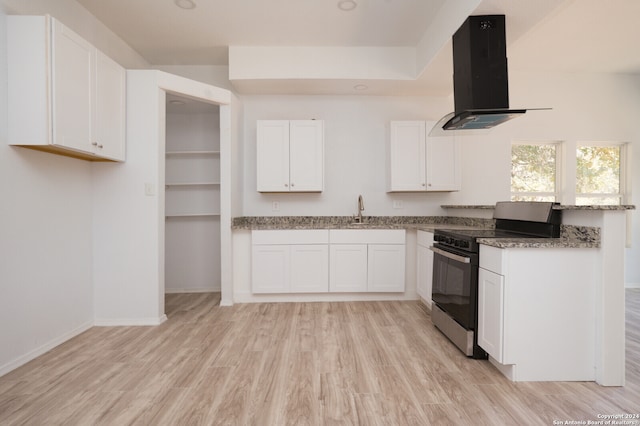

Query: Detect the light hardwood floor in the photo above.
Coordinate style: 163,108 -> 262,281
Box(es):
1,290 -> 639,425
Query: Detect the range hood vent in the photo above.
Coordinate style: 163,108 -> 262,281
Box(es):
435,15 -> 528,132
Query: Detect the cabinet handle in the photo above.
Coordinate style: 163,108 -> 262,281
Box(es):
291,183 -> 295,187
92,142 -> 104,149
284,184 -> 289,187
421,183 -> 426,187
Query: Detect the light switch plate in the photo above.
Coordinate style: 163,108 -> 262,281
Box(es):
272,201 -> 280,211
145,183 -> 156,196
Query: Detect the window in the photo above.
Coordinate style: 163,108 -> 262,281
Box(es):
576,143 -> 626,205
511,142 -> 560,202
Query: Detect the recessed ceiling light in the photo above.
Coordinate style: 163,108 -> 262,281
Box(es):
354,84 -> 368,91
337,0 -> 357,11
174,0 -> 196,10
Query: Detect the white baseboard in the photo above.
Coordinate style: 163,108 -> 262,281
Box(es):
165,288 -> 220,294
626,282 -> 640,289
0,320 -> 93,378
94,314 -> 167,326
219,297 -> 234,306
233,291 -> 420,304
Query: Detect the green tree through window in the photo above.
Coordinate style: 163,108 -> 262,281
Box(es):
511,143 -> 557,201
576,145 -> 622,205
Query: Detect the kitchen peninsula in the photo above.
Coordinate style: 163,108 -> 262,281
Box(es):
231,204 -> 633,386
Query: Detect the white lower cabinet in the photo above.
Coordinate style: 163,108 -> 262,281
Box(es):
478,244 -> 597,382
329,245 -> 368,292
251,230 -> 329,294
329,230 -> 405,293
290,245 -> 330,292
416,230 -> 434,303
252,245 -> 291,293
252,229 -> 405,294
367,244 -> 405,292
478,267 -> 505,363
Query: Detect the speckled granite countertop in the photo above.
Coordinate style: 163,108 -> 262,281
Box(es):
232,216 -> 600,248
478,225 -> 600,249
232,216 -> 494,230
442,204 -> 635,211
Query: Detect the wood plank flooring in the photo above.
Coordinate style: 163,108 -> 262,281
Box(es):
1,290 -> 639,425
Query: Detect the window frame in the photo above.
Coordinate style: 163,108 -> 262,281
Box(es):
575,141 -> 628,206
510,140 -> 563,203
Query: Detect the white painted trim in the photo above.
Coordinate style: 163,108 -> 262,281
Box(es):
165,288 -> 220,294
94,315 -> 167,327
0,321 -> 93,377
234,292 -> 419,304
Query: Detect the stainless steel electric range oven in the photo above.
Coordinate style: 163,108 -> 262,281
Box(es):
430,201 -> 561,359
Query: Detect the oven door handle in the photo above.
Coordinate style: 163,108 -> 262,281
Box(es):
429,246 -> 471,264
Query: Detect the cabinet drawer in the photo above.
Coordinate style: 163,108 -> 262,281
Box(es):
329,229 -> 405,244
479,245 -> 505,273
252,229 -> 329,245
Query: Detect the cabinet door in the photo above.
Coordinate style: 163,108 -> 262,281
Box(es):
95,50 -> 126,161
329,244 -> 368,292
257,120 -> 290,192
252,245 -> 290,293
290,245 -> 329,293
478,268 -> 505,362
416,231 -> 434,301
426,131 -> 461,191
51,19 -> 94,154
368,244 -> 405,292
289,120 -> 324,192
388,121 -> 426,191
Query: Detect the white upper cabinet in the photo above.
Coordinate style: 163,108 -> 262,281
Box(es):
256,120 -> 324,192
387,121 -> 460,192
388,121 -> 426,191
7,15 -> 126,161
94,51 -> 126,161
52,20 -> 94,154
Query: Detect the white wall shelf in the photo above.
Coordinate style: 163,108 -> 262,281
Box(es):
164,101 -> 222,294
165,182 -> 220,187
166,213 -> 220,218
166,150 -> 220,156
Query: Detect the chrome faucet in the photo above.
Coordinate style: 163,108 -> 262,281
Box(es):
354,194 -> 365,223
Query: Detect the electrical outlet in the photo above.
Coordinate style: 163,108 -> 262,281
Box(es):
393,200 -> 403,209
272,201 -> 280,211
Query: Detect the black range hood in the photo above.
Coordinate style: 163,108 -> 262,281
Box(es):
436,15 -> 527,132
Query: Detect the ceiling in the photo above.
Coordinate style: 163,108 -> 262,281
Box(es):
75,0 -> 640,95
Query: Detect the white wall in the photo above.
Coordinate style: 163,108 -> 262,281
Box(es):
0,0 -> 148,69
93,70 -> 233,322
236,71 -> 640,285
154,65 -> 232,91
0,5 -> 94,375
0,0 -> 149,374
92,72 -> 165,325
241,95 -> 455,217
448,71 -> 640,285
